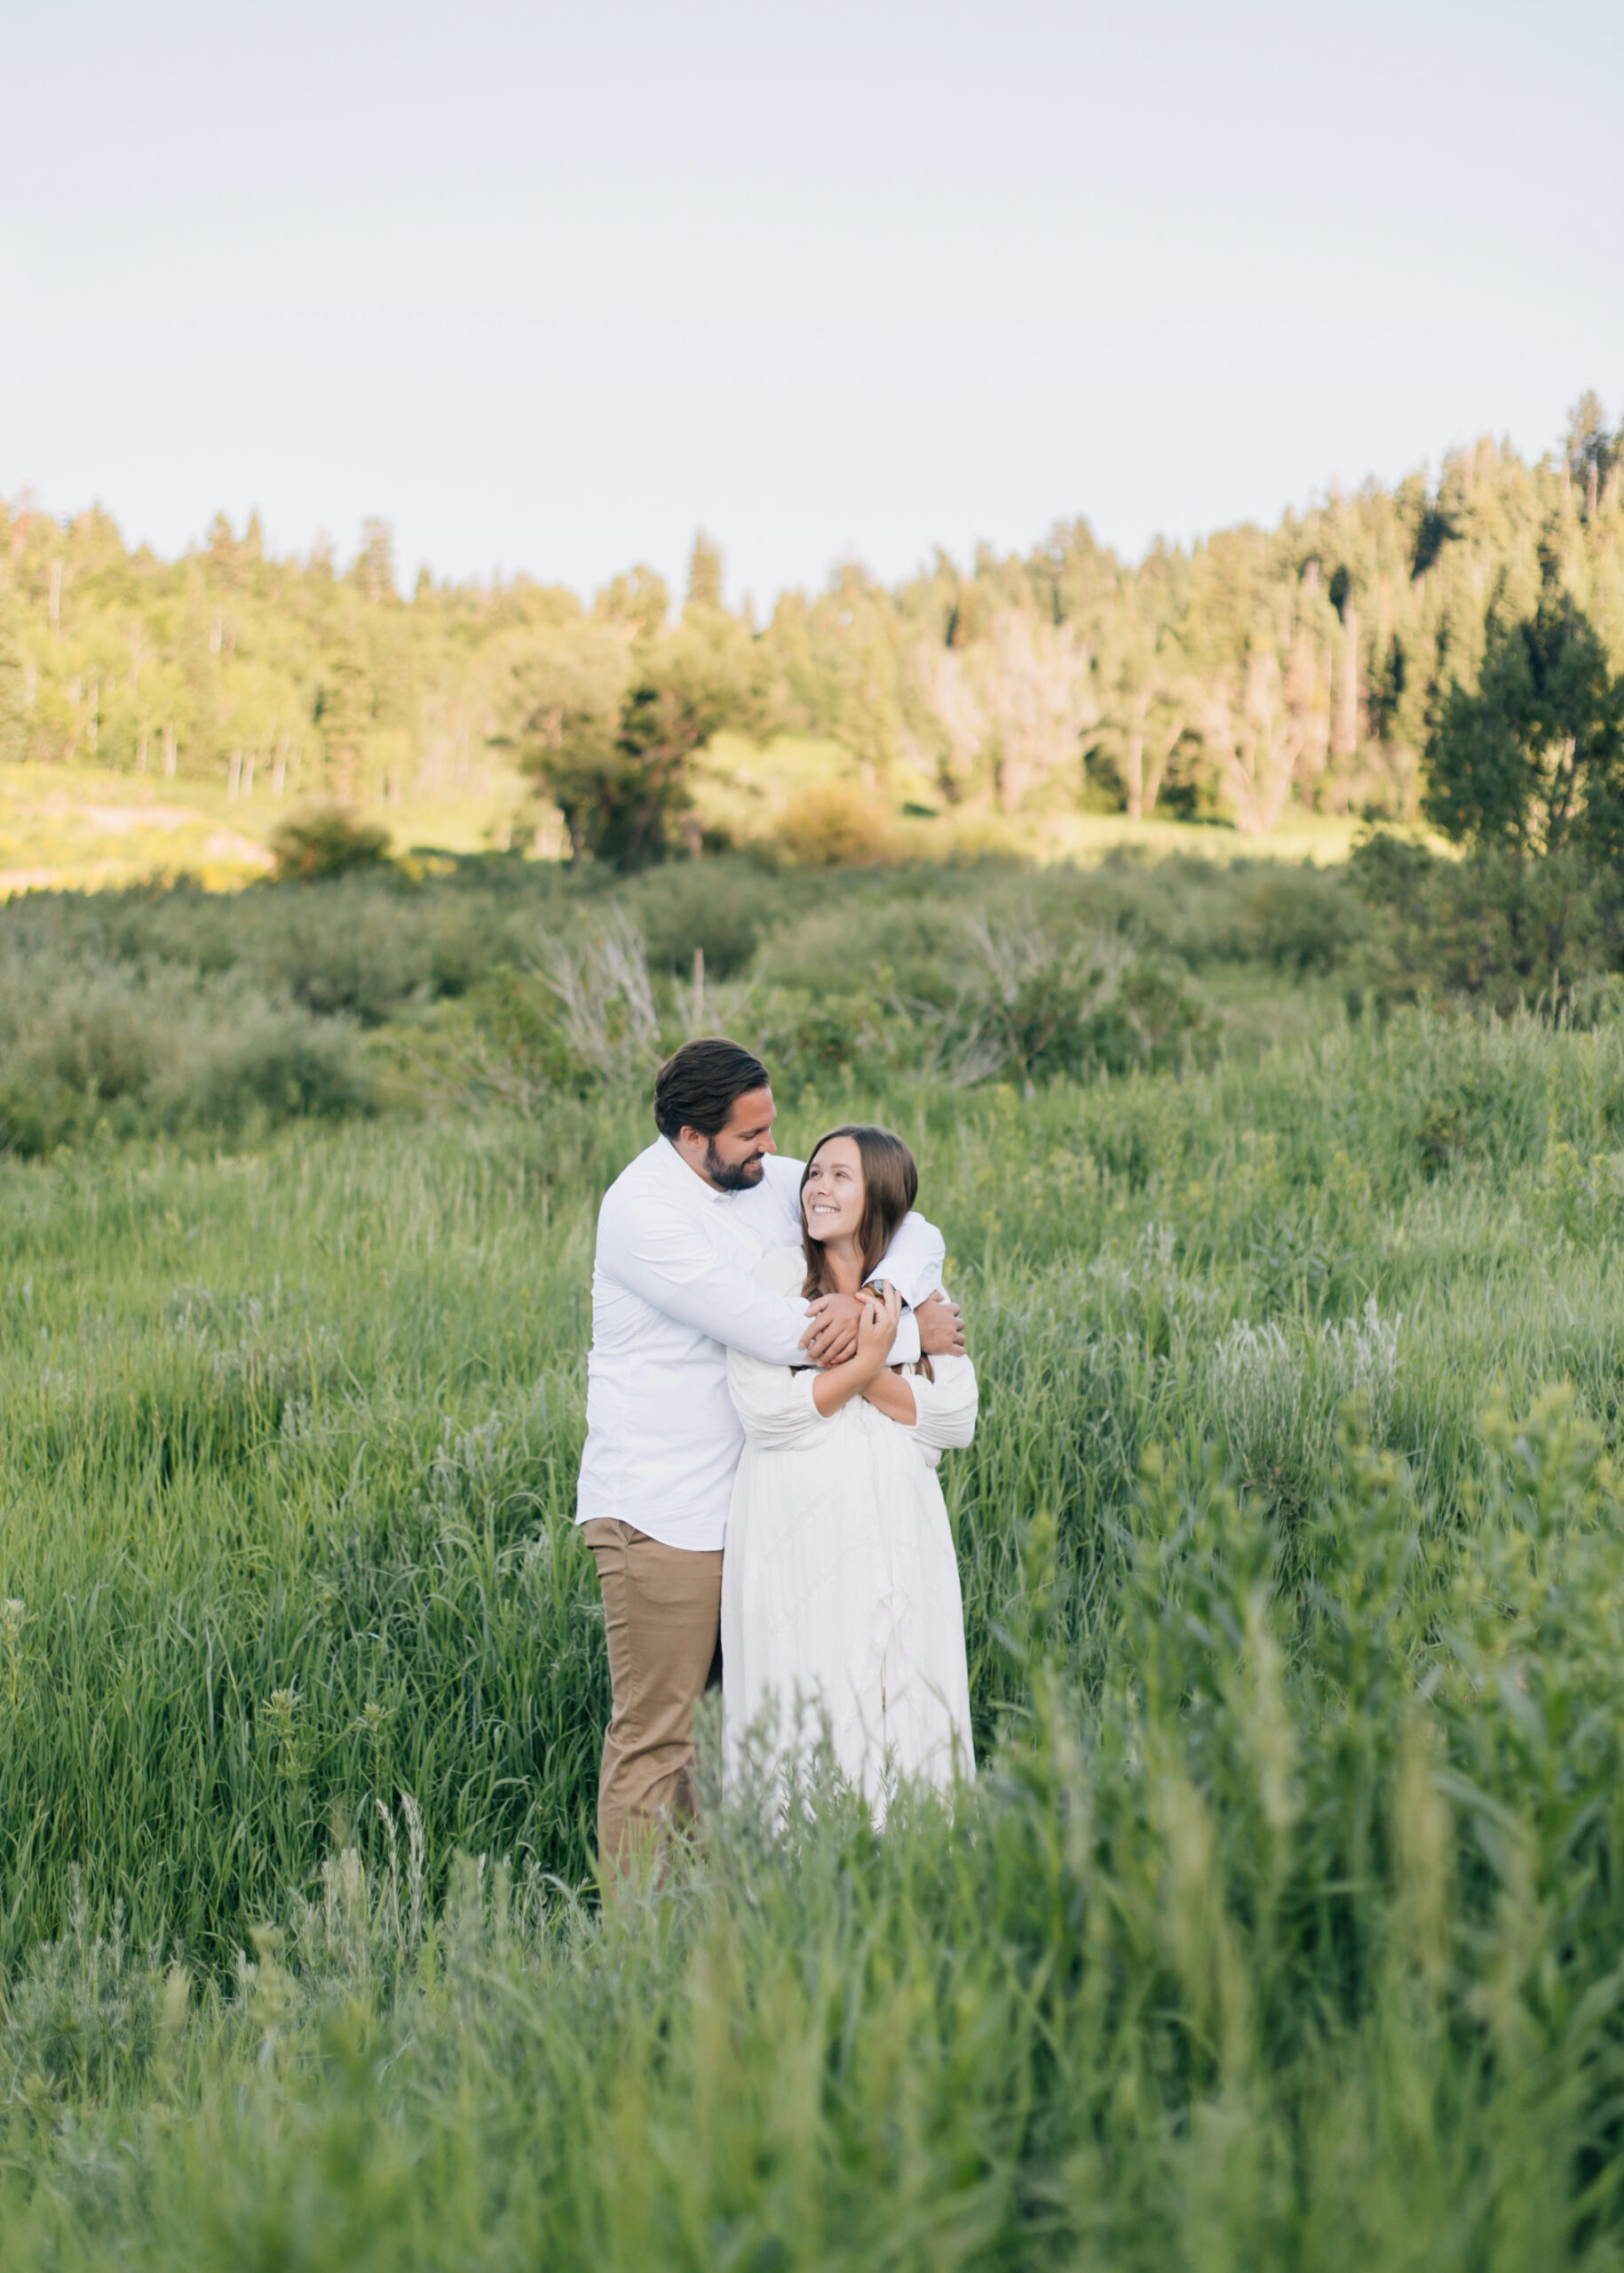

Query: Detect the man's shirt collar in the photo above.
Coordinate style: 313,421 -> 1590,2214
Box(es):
655,1135 -> 735,1204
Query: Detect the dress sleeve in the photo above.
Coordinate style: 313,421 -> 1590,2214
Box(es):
907,1353 -> 978,1451
725,1247 -> 837,1449
726,1344 -> 829,1448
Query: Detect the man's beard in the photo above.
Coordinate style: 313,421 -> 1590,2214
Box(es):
705,1142 -> 765,1192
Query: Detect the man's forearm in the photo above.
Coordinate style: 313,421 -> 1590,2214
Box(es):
602,1232 -> 812,1366
876,1208 -> 947,1311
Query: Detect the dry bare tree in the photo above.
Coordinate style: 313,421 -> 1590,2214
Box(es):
916,609 -> 1097,813
1190,650 -> 1310,836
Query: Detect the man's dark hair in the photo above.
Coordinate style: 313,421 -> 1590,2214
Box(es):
654,1038 -> 770,1141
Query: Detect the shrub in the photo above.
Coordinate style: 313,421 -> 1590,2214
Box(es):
772,786 -> 898,867
270,803 -> 392,882
754,893 -> 968,1005
257,881 -> 434,1024
623,855 -> 777,978
0,950 -> 370,1153
749,989 -> 911,1097
1351,831 -> 1624,1012
936,920 -> 1219,1087
1234,864 -> 1367,973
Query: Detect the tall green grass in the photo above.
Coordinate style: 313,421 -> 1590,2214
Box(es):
5,992 -> 1624,2263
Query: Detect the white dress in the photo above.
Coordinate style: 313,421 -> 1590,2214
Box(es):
721,1246 -> 978,1821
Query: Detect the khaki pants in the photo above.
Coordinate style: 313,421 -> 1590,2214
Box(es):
582,1519 -> 723,1878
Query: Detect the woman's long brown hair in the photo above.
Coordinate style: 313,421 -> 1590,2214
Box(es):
799,1123 -> 918,1297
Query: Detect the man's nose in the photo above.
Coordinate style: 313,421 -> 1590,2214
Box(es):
761,1131 -> 777,1153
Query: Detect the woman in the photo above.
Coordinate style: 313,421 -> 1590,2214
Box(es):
721,1124 -> 978,1820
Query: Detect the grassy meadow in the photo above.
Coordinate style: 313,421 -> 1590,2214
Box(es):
4,849 -> 1624,2267
0,746 -> 1374,907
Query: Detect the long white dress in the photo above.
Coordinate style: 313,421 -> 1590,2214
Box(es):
721,1245 -> 978,1820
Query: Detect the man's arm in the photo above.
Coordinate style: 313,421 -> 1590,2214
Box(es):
875,1208 -> 946,1313
598,1200 -> 811,1366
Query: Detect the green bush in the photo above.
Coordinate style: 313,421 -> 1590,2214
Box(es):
0,844 -> 1556,1158
933,920 -> 1219,1086
1220,862 -> 1367,972
755,892 -> 969,1004
270,803 -> 392,881
1351,831 -> 1624,1011
620,854 -> 779,978
0,951 -> 370,1153
257,882 -> 436,1024
749,988 -> 910,1097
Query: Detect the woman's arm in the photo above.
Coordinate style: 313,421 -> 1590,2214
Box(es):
860,1368 -> 917,1424
726,1343 -> 829,1447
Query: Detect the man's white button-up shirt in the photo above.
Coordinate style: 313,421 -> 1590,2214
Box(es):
575,1136 -> 946,1552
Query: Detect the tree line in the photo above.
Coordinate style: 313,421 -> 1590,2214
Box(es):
2,393 -> 1622,867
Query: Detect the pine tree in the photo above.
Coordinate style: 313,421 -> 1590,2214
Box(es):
316,636 -> 372,804
1565,392 -> 1617,521
685,533 -> 724,614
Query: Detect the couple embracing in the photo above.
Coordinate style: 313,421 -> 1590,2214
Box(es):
576,1037 -> 978,1874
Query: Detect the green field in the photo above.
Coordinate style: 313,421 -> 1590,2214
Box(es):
0,752 -> 1373,907
4,852 -> 1624,2268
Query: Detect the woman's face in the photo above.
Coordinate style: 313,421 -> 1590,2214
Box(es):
803,1136 -> 865,1244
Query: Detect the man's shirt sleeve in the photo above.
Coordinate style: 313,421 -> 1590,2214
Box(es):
877,1208 -> 947,1313
598,1192 -> 811,1365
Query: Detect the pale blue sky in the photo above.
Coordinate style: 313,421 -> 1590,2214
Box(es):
4,1 -> 1620,605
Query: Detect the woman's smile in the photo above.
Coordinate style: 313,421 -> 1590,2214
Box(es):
803,1134 -> 867,1243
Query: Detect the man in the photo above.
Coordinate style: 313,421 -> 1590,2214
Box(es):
577,1036 -> 964,1875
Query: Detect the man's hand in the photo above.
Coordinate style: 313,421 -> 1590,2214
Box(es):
802,1291 -> 863,1366
917,1289 -> 966,1357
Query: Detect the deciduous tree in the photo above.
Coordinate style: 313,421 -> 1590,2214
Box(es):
1424,574 -> 1624,861
0,573 -> 27,764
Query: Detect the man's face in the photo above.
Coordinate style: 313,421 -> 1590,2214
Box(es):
697,1087 -> 777,1192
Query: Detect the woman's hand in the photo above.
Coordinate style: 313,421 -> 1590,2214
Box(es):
811,1281 -> 900,1417
856,1281 -> 901,1376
